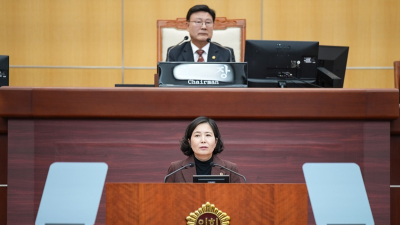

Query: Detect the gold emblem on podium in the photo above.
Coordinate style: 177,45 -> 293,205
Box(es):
186,202 -> 230,225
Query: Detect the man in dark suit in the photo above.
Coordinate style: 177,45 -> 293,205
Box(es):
166,5 -> 235,62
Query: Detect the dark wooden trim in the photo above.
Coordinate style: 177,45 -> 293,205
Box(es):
391,107 -> 400,134
394,61 -> 400,89
392,188 -> 400,225
0,87 -> 398,120
0,118 -> 7,134
0,135 -> 7,184
0,87 -> 33,118
0,187 -> 6,225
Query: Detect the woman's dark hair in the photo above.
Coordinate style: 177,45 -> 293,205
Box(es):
186,5 -> 216,22
180,116 -> 224,156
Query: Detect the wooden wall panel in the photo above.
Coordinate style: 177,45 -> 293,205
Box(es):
344,69 -> 395,89
0,0 -> 122,67
10,68 -> 123,87
123,69 -> 157,85
1,0 -> 399,87
7,119 -> 390,225
124,0 -> 261,67
262,0 -> 400,67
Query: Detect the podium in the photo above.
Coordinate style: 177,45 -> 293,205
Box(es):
106,183 -> 308,225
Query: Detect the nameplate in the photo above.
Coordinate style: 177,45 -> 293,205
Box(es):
158,62 -> 247,87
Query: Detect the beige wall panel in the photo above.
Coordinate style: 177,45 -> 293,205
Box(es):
124,69 -> 157,85
343,69 -> 394,89
124,0 -> 261,67
262,0 -> 400,67
0,0 -> 122,66
10,68 -> 122,87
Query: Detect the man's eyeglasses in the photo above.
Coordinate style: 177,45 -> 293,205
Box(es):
188,21 -> 213,27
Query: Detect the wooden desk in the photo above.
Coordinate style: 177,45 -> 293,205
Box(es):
0,87 -> 398,225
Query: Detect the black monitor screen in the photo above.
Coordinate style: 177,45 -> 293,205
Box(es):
245,40 -> 319,88
193,175 -> 229,183
318,45 -> 349,88
0,55 -> 9,87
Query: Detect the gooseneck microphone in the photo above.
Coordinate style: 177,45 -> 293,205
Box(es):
164,162 -> 194,183
210,162 -> 247,183
166,36 -> 189,62
206,38 -> 233,62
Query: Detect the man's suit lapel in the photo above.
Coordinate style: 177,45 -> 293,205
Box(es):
181,155 -> 196,182
207,43 -> 220,62
182,42 -> 195,62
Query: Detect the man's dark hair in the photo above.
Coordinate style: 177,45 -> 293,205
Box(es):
180,116 -> 224,156
186,5 -> 216,22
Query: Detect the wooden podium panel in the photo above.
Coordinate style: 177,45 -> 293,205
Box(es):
106,183 -> 308,225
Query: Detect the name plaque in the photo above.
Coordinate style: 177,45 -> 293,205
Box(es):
158,62 -> 247,87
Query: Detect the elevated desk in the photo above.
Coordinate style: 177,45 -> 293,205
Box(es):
0,87 -> 398,225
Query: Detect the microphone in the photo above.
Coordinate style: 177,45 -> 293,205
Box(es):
166,36 -> 189,62
210,162 -> 247,183
164,162 -> 194,183
206,38 -> 233,62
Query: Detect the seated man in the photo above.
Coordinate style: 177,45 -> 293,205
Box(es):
166,5 -> 235,62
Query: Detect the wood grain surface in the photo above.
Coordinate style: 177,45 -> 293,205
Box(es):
106,183 -> 308,225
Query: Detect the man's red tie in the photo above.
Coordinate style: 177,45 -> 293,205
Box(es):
196,50 -> 205,62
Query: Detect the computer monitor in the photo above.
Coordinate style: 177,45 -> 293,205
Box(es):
316,67 -> 342,88
193,175 -> 229,183
0,55 -> 9,87
317,45 -> 349,88
245,40 -> 319,88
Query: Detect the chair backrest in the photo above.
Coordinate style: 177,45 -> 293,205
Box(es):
157,17 -> 246,62
394,61 -> 400,89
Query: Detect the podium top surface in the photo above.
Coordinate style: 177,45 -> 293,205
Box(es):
0,87 -> 398,120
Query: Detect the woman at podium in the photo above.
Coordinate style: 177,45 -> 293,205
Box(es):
165,116 -> 242,183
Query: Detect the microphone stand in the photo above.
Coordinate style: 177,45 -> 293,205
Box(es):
206,38 -> 233,62
210,162 -> 247,183
166,36 -> 189,62
164,163 -> 194,183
